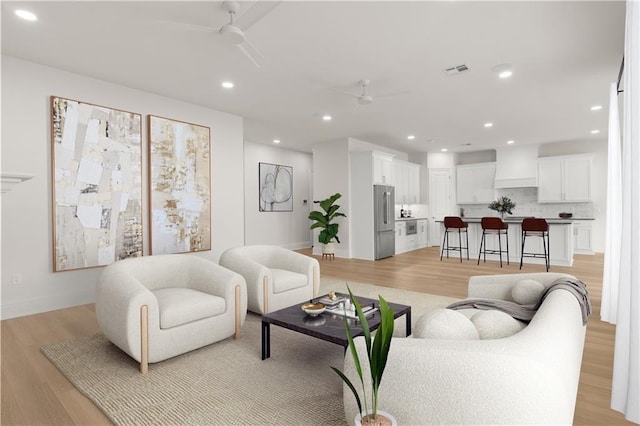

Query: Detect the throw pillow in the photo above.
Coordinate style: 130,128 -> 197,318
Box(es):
413,309 -> 480,340
512,279 -> 545,305
470,310 -> 527,339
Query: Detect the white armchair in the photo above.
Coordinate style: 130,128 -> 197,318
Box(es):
95,254 -> 247,373
219,245 -> 320,314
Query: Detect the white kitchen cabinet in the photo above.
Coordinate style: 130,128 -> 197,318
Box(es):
393,161 -> 407,203
538,154 -> 593,203
395,220 -> 426,254
393,159 -> 421,204
395,222 -> 405,253
573,221 -> 594,254
456,162 -> 496,204
417,219 -> 428,247
373,151 -> 395,185
407,163 -> 421,204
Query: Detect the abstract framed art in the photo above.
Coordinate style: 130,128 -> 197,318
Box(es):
259,162 -> 293,212
51,96 -> 143,272
148,115 -> 211,254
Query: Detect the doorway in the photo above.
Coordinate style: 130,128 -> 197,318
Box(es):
428,168 -> 453,246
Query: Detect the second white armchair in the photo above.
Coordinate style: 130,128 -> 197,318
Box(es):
219,245 -> 320,314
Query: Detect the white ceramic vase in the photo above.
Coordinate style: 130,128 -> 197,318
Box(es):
355,410 -> 397,426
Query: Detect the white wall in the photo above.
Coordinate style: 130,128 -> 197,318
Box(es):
456,150 -> 496,165
348,137 -> 408,160
1,56 -> 245,319
311,139 -> 350,258
243,142 -> 313,249
349,152 -> 376,260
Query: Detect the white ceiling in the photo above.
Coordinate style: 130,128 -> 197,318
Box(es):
1,1 -> 625,154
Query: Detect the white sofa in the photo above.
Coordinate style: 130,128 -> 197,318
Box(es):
96,254 -> 247,373
219,245 -> 320,314
343,272 -> 588,425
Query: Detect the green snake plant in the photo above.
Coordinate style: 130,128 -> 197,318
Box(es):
331,286 -> 395,422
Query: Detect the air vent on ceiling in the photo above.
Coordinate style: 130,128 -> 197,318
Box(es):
444,64 -> 470,76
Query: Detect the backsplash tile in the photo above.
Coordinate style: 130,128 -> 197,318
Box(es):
458,188 -> 594,219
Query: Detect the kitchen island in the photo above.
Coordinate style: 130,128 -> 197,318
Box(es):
438,217 -> 574,267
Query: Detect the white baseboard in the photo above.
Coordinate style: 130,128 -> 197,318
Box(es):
1,290 -> 95,320
282,242 -> 312,250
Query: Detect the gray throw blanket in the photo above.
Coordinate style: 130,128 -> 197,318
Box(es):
447,277 -> 592,325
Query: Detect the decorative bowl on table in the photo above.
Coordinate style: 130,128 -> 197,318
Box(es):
559,212 -> 573,218
301,302 -> 326,317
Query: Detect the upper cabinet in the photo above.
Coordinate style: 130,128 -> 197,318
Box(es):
538,154 -> 593,203
372,151 -> 395,185
456,162 -> 496,204
393,159 -> 421,204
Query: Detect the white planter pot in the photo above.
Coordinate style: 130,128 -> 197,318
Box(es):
322,242 -> 335,254
355,410 -> 397,426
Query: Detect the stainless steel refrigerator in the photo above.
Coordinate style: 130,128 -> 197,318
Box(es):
374,185 -> 396,259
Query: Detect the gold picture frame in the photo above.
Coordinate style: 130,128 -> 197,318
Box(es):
51,96 -> 143,272
148,115 -> 211,254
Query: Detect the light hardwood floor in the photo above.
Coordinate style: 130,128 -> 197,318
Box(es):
1,247 -> 633,425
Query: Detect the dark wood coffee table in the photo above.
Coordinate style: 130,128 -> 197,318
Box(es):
261,293 -> 411,360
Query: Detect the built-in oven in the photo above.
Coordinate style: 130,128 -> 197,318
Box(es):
406,219 -> 417,235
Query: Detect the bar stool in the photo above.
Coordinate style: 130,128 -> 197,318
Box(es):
440,216 -> 469,262
477,217 -> 509,267
520,218 -> 550,272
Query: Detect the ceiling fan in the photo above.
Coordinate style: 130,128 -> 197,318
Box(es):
159,1 -> 280,68
332,80 -> 411,105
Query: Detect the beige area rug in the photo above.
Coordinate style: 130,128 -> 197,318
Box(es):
41,277 -> 459,425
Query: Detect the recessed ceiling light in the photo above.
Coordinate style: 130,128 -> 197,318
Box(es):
484,122 -> 493,128
15,9 -> 37,21
273,139 -> 280,144
590,130 -> 600,134
407,135 -> 415,140
491,63 -> 512,79
441,148 -> 448,152
221,81 -> 234,89
322,115 -> 332,121
591,105 -> 603,111
506,140 -> 515,144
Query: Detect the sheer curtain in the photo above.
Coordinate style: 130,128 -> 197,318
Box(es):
601,82 -> 622,324
610,1 -> 639,423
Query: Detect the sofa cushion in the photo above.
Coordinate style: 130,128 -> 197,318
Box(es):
271,269 -> 308,294
413,309 -> 479,340
512,279 -> 545,305
153,288 -> 226,329
471,310 -> 527,339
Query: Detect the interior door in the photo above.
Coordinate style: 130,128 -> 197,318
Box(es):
428,168 -> 452,246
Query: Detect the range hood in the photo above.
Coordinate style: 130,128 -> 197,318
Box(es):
494,145 -> 539,188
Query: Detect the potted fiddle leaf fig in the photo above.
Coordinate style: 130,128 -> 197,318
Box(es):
331,286 -> 396,426
308,193 -> 346,256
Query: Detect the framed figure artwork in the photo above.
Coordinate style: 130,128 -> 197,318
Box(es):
51,96 -> 143,272
259,162 -> 293,212
148,115 -> 211,254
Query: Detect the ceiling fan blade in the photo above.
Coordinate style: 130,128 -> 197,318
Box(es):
237,42 -> 262,68
153,19 -> 220,33
374,90 -> 412,98
330,87 -> 361,98
235,1 -> 281,31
